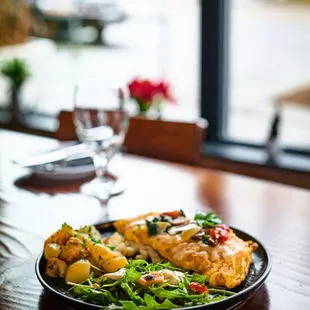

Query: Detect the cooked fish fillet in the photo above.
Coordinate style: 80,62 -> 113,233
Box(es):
114,212 -> 258,289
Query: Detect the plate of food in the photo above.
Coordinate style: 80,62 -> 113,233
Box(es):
35,210 -> 272,309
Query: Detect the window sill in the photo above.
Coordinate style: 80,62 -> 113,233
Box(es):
203,142 -> 310,174
0,111 -> 58,138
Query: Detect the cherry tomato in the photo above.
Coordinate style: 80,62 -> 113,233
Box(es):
189,282 -> 209,294
209,224 -> 230,244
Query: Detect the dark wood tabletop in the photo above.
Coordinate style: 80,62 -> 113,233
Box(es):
0,129 -> 310,310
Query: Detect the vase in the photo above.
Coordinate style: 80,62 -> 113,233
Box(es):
133,99 -> 152,117
9,86 -> 23,125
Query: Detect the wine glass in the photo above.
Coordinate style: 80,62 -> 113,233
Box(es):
73,83 -> 128,201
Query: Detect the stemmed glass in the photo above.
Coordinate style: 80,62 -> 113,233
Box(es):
73,83 -> 128,202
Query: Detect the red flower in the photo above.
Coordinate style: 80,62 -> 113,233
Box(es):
153,81 -> 175,103
128,78 -> 175,104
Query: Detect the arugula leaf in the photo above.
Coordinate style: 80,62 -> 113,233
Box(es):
125,267 -> 141,282
101,277 -> 124,287
119,301 -> 140,309
73,287 -> 118,304
156,262 -> 182,271
144,293 -> 177,309
98,276 -> 108,284
127,259 -> 148,268
194,211 -> 223,228
191,274 -> 207,285
161,299 -> 179,309
149,287 -> 187,299
121,283 -> 144,305
146,220 -> 158,236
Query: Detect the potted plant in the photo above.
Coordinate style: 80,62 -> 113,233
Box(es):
1,58 -> 30,125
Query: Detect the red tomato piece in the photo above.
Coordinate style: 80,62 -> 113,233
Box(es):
216,224 -> 230,231
189,282 -> 209,294
209,224 -> 230,245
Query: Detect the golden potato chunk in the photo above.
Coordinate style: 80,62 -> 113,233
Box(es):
65,260 -> 91,284
44,223 -> 75,247
78,225 -> 102,242
44,243 -> 62,259
85,239 -> 128,272
85,255 -> 102,275
46,258 -> 67,278
86,240 -> 118,264
101,256 -> 128,273
60,237 -> 90,264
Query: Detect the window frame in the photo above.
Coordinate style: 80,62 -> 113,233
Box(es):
200,0 -> 310,157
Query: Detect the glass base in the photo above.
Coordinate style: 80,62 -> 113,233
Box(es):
80,177 -> 125,200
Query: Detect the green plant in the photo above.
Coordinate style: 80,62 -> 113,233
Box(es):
0,58 -> 30,89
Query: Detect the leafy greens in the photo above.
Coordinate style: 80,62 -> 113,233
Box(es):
70,260 -> 234,309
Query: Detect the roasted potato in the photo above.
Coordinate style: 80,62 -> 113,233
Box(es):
65,259 -> 91,284
76,232 -> 90,243
87,255 -> 103,276
44,243 -> 62,259
101,256 -> 128,273
78,225 -> 102,241
86,240 -> 118,263
44,223 -> 75,247
59,237 -> 90,264
85,239 -> 128,271
45,258 -> 67,278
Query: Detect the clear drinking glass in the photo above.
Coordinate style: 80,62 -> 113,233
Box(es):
73,83 -> 128,201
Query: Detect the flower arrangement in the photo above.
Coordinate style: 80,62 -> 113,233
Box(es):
128,78 -> 175,115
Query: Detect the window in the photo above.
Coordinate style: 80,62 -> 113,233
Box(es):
0,0 -> 200,121
201,0 -> 310,154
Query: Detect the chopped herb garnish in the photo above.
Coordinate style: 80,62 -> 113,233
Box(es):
107,245 -> 116,251
146,220 -> 159,236
90,237 -> 102,244
202,235 -> 218,247
194,211 -> 223,228
61,222 -> 72,229
164,223 -> 173,233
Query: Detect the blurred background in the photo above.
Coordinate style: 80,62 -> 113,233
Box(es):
0,0 -> 309,152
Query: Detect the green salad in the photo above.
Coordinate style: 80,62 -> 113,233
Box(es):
69,259 -> 234,309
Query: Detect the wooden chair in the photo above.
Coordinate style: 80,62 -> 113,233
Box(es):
55,111 -> 208,165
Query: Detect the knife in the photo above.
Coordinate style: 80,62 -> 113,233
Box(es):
12,143 -> 90,168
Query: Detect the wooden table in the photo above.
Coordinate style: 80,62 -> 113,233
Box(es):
0,129 -> 310,310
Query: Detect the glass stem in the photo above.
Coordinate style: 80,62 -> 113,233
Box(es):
93,153 -> 108,180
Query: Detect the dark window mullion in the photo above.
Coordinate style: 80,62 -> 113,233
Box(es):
200,0 -> 230,142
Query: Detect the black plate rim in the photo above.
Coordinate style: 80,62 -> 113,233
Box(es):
35,223 -> 272,309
